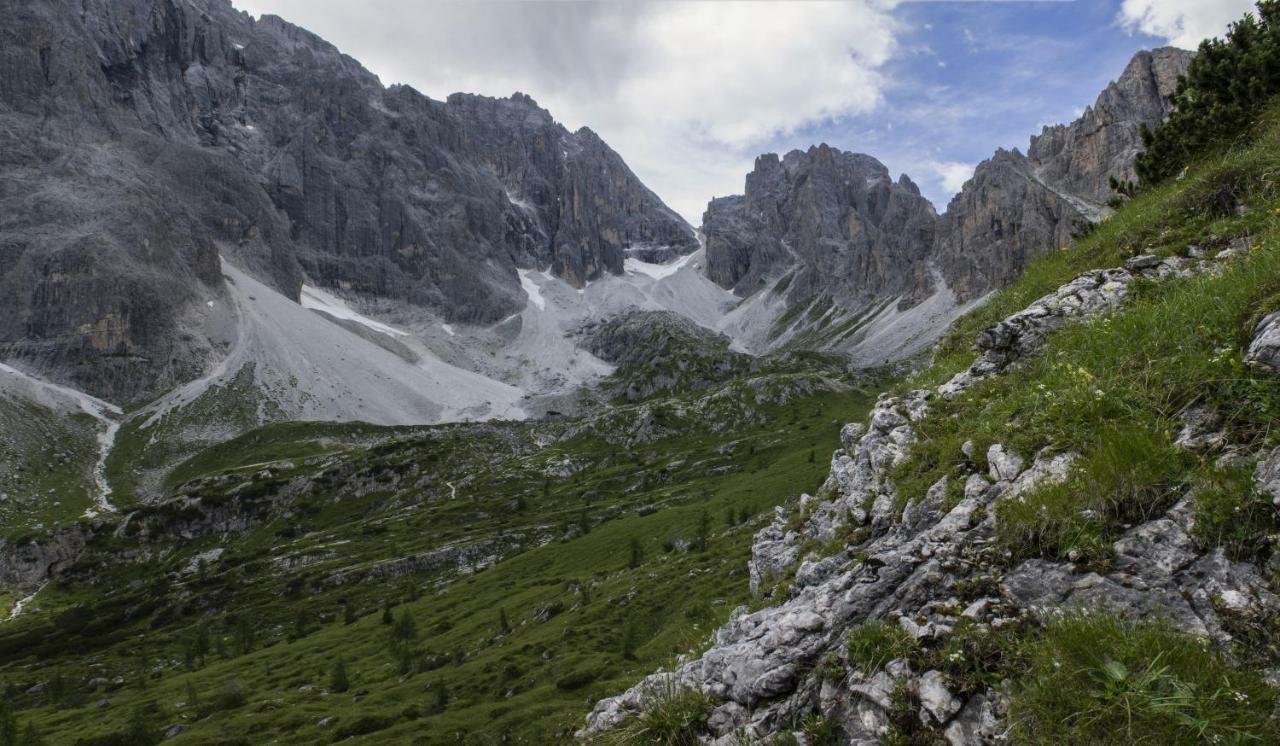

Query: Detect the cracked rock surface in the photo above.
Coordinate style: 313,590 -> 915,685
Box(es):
582,246 -> 1277,743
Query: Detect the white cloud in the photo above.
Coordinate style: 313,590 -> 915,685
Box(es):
930,160 -> 975,195
1117,0 -> 1256,49
231,1 -> 901,222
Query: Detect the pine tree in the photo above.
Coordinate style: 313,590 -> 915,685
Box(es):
343,602 -> 357,625
621,616 -> 641,660
0,699 -> 15,746
233,615 -> 256,655
329,658 -> 350,693
391,608 -> 417,643
125,706 -> 159,746
381,600 -> 394,625
18,722 -> 42,746
498,608 -> 511,634
693,510 -> 710,552
628,537 -> 644,569
1137,2 -> 1280,186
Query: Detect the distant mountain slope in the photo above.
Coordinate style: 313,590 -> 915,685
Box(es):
702,47 -> 1192,356
0,0 -> 695,404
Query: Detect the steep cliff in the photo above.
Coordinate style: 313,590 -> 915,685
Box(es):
703,47 -> 1194,345
703,147 -> 937,307
0,0 -> 694,403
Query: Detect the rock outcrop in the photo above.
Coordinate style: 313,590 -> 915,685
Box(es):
583,243 -> 1270,744
703,148 -> 937,305
1027,48 -> 1191,205
1246,311 -> 1280,374
0,0 -> 694,403
702,47 -> 1193,350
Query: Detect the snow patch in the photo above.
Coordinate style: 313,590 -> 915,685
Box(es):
519,269 -> 547,312
301,284 -> 409,338
505,190 -> 536,213
624,252 -> 695,281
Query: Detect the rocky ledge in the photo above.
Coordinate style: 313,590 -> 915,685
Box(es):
582,242 -> 1278,743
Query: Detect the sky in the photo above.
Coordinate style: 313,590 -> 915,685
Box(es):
232,0 -> 1257,223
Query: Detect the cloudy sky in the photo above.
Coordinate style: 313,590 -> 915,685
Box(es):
233,0 -> 1255,223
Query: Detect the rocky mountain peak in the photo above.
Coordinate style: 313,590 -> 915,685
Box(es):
0,0 -> 695,402
703,46 -> 1195,351
705,145 -> 937,308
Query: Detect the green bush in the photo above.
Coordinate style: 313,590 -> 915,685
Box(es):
1009,614 -> 1279,744
1138,2 -> 1280,186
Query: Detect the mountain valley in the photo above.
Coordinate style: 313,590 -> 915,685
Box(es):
1,1 -> 1279,744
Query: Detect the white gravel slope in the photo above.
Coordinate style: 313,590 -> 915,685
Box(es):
141,261 -> 526,429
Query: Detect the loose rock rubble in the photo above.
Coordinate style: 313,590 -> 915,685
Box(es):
582,244 -> 1279,744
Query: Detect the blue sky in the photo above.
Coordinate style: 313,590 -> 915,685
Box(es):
793,0 -> 1180,210
236,0 -> 1253,222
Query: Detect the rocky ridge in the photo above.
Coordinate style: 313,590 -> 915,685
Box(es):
0,0 -> 694,403
583,244 -> 1276,743
701,48 -> 1192,355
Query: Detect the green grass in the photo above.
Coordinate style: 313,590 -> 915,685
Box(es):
846,620 -> 916,674
598,685 -> 714,746
0,371 -> 878,744
0,398 -> 99,540
890,104 -> 1280,568
1009,614 -> 1279,745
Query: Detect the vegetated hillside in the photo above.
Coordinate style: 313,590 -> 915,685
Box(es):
583,100 -> 1280,746
0,349 -> 881,743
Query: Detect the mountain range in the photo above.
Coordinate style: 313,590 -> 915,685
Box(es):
8,2 -> 1279,745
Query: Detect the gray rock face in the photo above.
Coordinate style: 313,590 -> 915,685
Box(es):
1245,311 -> 1280,374
1028,48 -> 1190,204
703,147 -> 937,305
932,149 -> 1083,303
936,47 -> 1190,303
702,47 -> 1193,333
0,0 -> 694,403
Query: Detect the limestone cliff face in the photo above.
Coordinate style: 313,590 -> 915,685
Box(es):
703,47 -> 1194,322
1028,47 -> 1190,205
0,0 -> 693,403
932,150 -> 1081,303
703,146 -> 937,307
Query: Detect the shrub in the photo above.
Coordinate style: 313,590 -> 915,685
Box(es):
332,714 -> 396,740
329,658 -> 350,693
215,677 -> 246,711
1009,613 -> 1279,744
1138,2 -> 1280,186
554,668 -> 598,690
608,686 -> 714,746
1192,465 -> 1280,562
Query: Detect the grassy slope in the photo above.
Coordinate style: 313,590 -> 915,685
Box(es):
0,397 -> 99,544
0,373 -> 877,744
594,105 -> 1280,745
875,107 -> 1280,742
